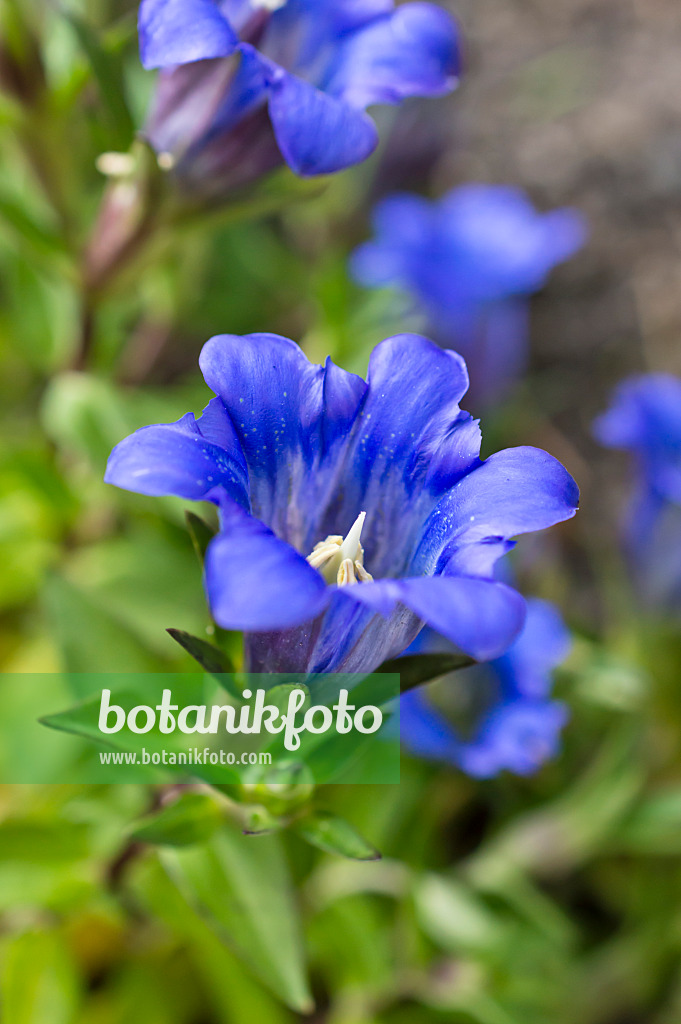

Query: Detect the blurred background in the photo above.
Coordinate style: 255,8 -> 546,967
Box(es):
2,1 -> 681,1022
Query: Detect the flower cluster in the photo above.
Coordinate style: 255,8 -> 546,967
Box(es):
139,0 -> 459,195
352,185 -> 587,406
401,599 -> 571,777
105,332 -> 578,676
594,374 -> 681,609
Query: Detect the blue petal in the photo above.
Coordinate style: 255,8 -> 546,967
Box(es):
198,333 -> 366,549
244,588 -> 421,674
327,2 -> 460,108
460,700 -> 568,778
348,576 -> 527,661
353,186 -> 586,323
139,0 -> 239,69
494,598 -> 572,699
594,375 -> 681,500
198,44 -> 270,139
205,508 -> 330,631
351,193 -> 433,286
321,334 -> 481,578
436,185 -> 587,300
413,447 -> 579,577
400,689 -> 461,763
104,398 -> 248,507
145,57 -> 243,161
266,69 -> 379,175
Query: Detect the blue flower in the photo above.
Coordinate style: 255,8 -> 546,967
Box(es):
138,0 -> 459,193
105,333 -> 578,674
594,374 -> 681,607
401,599 -> 571,777
351,185 -> 587,405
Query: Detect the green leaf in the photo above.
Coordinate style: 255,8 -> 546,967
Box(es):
64,12 -> 135,149
377,652 -> 476,693
242,806 -> 285,836
44,574 -> 160,678
166,628 -> 235,676
0,192 -> 69,259
1,930 -> 80,1024
38,683 -> 242,786
265,682 -> 311,717
0,820 -> 91,863
130,792 -> 223,847
413,874 -> 506,957
294,811 -> 381,861
130,856 -> 292,1024
160,826 -> 313,1013
185,510 -> 216,563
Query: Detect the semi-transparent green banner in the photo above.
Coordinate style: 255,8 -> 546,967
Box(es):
0,673 -> 400,784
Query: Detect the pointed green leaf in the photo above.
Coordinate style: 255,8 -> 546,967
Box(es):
1,930 -> 79,1024
64,12 -> 135,149
130,792 -> 223,847
294,811 -> 381,861
185,510 -> 216,563
166,628 -> 235,676
160,825 -> 313,1013
377,653 -> 476,693
242,806 -> 285,836
39,695 -> 115,746
265,682 -> 311,717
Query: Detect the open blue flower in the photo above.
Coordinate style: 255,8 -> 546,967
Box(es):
139,0 -> 459,192
401,599 -> 571,777
594,374 -> 681,607
351,185 -> 586,405
105,333 -> 578,674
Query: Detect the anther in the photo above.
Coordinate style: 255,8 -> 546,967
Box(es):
306,512 -> 373,585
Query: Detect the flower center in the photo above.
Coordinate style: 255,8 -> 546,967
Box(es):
253,0 -> 287,10
306,511 -> 374,586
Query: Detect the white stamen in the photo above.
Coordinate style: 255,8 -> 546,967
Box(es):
254,0 -> 287,10
354,561 -> 372,583
306,512 -> 373,586
337,559 -> 357,586
157,151 -> 176,171
96,152 -> 136,177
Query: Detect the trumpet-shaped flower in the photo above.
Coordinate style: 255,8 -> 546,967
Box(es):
352,185 -> 587,405
594,374 -> 681,607
105,333 -> 578,674
138,0 -> 459,194
401,599 -> 571,777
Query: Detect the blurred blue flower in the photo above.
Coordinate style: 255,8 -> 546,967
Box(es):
139,0 -> 459,194
351,185 -> 587,406
105,332 -> 578,674
401,599 -> 571,777
594,374 -> 681,607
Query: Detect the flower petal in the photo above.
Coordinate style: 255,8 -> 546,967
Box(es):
320,334 -> 480,578
400,689 -> 461,763
414,447 -> 579,576
494,598 -> 572,699
460,700 -> 568,778
198,333 -> 366,547
139,0 -> 239,69
351,193 -> 433,287
205,508 -> 330,632
104,398 -> 248,507
266,69 -> 379,175
328,2 -> 460,108
348,576 -> 527,661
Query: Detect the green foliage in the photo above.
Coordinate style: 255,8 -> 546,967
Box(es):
158,826 -> 313,1012
294,810 -> 381,861
129,792 -> 223,847
0,3 -> 680,1024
